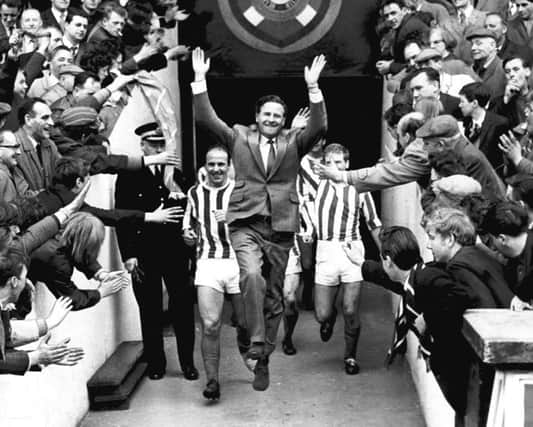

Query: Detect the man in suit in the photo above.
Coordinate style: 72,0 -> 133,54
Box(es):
458,81 -> 509,174
506,0 -> 533,50
87,3 -> 126,44
376,0 -> 430,76
485,12 -> 533,62
41,0 -> 70,32
191,48 -> 328,391
466,26 -> 507,99
62,8 -> 89,63
115,122 -> 198,382
442,0 -> 487,64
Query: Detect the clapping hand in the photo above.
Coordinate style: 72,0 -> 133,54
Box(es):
46,297 -> 73,330
304,54 -> 326,88
498,131 -> 523,166
192,47 -> 210,81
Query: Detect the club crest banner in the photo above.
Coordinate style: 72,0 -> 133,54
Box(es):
183,0 -> 379,77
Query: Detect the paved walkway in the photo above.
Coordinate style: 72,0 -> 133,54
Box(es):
82,283 -> 424,427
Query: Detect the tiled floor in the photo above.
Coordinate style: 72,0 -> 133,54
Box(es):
82,282 -> 424,427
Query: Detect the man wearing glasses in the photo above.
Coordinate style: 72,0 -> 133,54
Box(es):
0,127 -> 33,202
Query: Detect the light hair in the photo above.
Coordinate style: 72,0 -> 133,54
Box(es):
422,207 -> 476,246
60,212 -> 105,266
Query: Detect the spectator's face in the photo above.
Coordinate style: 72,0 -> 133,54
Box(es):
516,0 -> 533,20
386,124 -> 399,142
20,10 -> 42,34
13,71 -> 27,98
27,102 -> 54,139
205,148 -> 229,187
59,73 -> 75,92
485,15 -> 506,40
0,4 -> 19,29
82,0 -> 101,12
490,233 -> 521,257
50,49 -> 73,77
47,26 -> 64,52
5,265 -> 29,304
146,27 -> 165,50
418,58 -> 443,71
410,73 -> 439,103
470,37 -> 496,61
324,152 -> 349,172
97,66 -> 110,81
0,132 -> 21,168
426,229 -> 453,262
52,0 -> 70,11
404,43 -> 421,68
458,94 -> 476,117
422,137 -> 445,156
140,141 -> 165,156
64,15 -> 88,43
255,101 -> 286,138
382,3 -> 406,30
429,30 -> 447,56
103,11 -> 125,37
504,58 -> 531,89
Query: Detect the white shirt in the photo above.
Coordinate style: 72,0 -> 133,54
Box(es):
258,134 -> 277,171
52,7 -> 67,27
472,109 -> 486,130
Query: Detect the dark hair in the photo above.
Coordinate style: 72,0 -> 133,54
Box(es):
50,44 -> 72,60
503,55 -> 532,69
0,246 -> 26,288
1,0 -> 22,9
428,148 -> 467,177
379,226 -> 422,270
74,71 -> 100,88
408,67 -> 440,84
255,95 -> 287,117
65,7 -> 89,23
384,102 -> 413,127
381,0 -> 406,10
53,157 -> 90,189
79,40 -> 120,75
323,143 -> 349,161
0,202 -> 20,228
459,82 -> 491,107
126,0 -> 153,35
102,2 -> 127,20
17,97 -> 46,126
206,143 -> 231,162
482,200 -> 529,237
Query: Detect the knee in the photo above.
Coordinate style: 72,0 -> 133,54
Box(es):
283,291 -> 296,306
343,304 -> 358,318
240,267 -> 262,284
315,308 -> 330,323
202,318 -> 221,337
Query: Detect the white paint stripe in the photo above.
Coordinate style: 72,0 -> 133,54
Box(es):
244,6 -> 264,26
296,5 -> 316,26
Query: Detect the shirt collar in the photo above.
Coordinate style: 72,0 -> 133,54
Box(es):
259,134 -> 277,145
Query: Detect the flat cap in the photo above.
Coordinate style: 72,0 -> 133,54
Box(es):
465,26 -> 497,41
134,122 -> 165,144
58,63 -> 84,76
432,174 -> 482,196
0,102 -> 11,116
416,115 -> 460,139
59,106 -> 98,127
415,48 -> 442,64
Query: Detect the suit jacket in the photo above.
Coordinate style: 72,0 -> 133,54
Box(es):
504,230 -> 533,301
440,92 -> 464,119
489,92 -> 528,128
0,310 -> 29,375
420,1 -> 450,24
194,91 -> 327,233
507,16 -> 533,51
463,110 -> 509,173
29,236 -> 102,311
498,36 -> 533,63
388,13 -> 430,75
442,9 -> 487,64
475,0 -> 509,14
473,55 -> 506,100
40,8 -> 63,31
15,128 -> 61,192
115,166 -> 189,261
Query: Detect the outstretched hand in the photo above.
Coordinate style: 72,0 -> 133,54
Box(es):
498,131 -> 523,166
290,107 -> 310,129
304,54 -> 326,87
311,159 -> 343,182
192,47 -> 210,81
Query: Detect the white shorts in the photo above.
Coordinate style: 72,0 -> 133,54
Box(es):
315,240 -> 364,286
285,248 -> 302,276
195,258 -> 240,294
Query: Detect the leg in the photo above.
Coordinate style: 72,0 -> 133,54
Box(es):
228,293 -> 250,354
342,281 -> 363,375
314,284 -> 340,342
134,259 -> 166,377
197,286 -> 225,382
297,235 -> 316,310
282,272 -> 300,355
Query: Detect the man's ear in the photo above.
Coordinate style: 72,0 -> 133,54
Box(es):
7,276 -> 18,289
498,233 -> 507,245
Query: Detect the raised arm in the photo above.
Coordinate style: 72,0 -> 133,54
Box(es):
191,47 -> 235,150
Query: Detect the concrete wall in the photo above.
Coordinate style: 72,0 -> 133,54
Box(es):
380,85 -> 455,427
0,30 -> 181,427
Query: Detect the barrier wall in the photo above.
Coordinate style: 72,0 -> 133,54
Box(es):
380,84 -> 455,427
0,29 -> 181,427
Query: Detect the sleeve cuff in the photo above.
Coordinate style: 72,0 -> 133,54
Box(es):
191,80 -> 207,94
54,209 -> 68,225
128,156 -> 143,170
309,90 -> 323,104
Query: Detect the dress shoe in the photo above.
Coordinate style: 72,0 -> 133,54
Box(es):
182,365 -> 199,381
148,371 -> 165,380
203,379 -> 220,400
252,358 -> 269,391
320,308 -> 337,342
282,338 -> 297,356
344,358 -> 360,375
246,342 -> 265,360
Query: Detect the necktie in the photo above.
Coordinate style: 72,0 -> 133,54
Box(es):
266,139 -> 276,174
154,165 -> 163,181
468,122 -> 481,143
